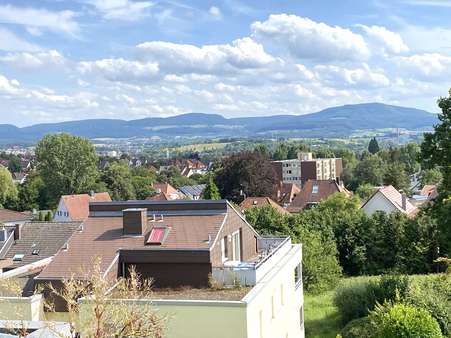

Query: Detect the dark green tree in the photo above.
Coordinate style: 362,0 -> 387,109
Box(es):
368,137 -> 380,154
202,176 -> 221,200
383,162 -> 411,193
272,143 -> 289,160
354,153 -> 386,186
101,160 -> 135,201
355,183 -> 376,202
0,166 -> 17,207
16,172 -> 49,211
420,168 -> 443,186
35,134 -> 99,205
131,167 -> 156,200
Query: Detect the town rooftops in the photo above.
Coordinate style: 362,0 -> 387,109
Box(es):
60,192 -> 111,221
37,200 -> 235,280
240,197 -> 288,214
287,180 -> 349,212
178,184 -> 206,198
363,185 -> 417,216
0,209 -> 32,224
149,183 -> 184,200
2,221 -> 81,269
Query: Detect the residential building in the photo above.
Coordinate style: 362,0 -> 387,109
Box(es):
0,221 -> 81,274
240,197 -> 289,214
275,182 -> 301,207
29,199 -> 305,337
0,209 -> 33,251
53,192 -> 111,222
148,182 -> 185,200
361,185 -> 418,217
287,179 -> 350,213
273,152 -> 343,186
178,184 -> 206,200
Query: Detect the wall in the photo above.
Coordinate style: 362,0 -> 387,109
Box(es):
53,199 -> 71,222
210,206 -> 259,267
0,294 -> 43,320
362,192 -> 397,216
244,244 -> 304,338
79,298 -> 247,338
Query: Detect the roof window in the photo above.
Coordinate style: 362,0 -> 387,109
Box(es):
312,185 -> 319,194
13,253 -> 24,261
147,227 -> 168,245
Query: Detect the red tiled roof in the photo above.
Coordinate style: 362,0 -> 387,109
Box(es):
61,192 -> 111,221
240,197 -> 289,214
377,185 -> 417,216
420,185 -> 438,199
278,183 -> 301,205
0,208 -> 32,223
287,180 -> 349,213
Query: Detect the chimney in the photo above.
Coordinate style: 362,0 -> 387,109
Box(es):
401,194 -> 407,211
13,224 -> 21,240
123,208 -> 147,235
89,190 -> 95,197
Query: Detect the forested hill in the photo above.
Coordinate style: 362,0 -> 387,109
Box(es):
0,103 -> 438,143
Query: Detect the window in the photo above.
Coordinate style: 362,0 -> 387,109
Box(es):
300,305 -> 304,328
294,264 -> 302,288
221,236 -> 228,262
0,228 -> 6,241
13,253 -> 24,261
147,227 -> 166,245
232,230 -> 241,261
312,185 -> 319,194
32,249 -> 40,255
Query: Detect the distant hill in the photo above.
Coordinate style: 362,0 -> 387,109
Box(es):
0,103 -> 438,144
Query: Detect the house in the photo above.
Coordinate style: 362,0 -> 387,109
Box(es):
273,152 -> 343,186
287,179 -> 350,213
53,192 -> 111,222
361,185 -> 418,217
0,221 -> 81,274
276,182 -> 301,207
0,209 -> 33,227
148,182 -> 185,201
420,184 -> 438,199
240,197 -> 289,214
178,184 -> 206,200
29,200 -> 305,338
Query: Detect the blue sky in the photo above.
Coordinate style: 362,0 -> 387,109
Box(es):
0,0 -> 450,126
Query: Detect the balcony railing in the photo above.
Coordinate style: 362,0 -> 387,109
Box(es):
212,236 -> 292,287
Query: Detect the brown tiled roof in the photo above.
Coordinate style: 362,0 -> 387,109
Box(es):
37,212 -> 226,280
0,208 -> 33,223
61,192 -> 111,221
150,183 -> 184,200
3,222 -> 81,269
287,180 -> 349,212
152,183 -> 178,195
278,183 -> 301,205
240,197 -> 289,214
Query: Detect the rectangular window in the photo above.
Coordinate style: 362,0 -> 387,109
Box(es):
312,185 -> 319,194
300,305 -> 304,328
147,227 -> 166,245
294,264 -> 302,288
221,236 -> 228,262
232,230 -> 241,261
13,253 -> 24,261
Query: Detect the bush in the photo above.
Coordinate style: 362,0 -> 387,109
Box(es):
334,274 -> 410,324
407,274 -> 450,336
341,316 -> 375,338
371,303 -> 443,338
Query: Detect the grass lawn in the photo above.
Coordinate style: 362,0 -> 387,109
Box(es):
304,290 -> 342,338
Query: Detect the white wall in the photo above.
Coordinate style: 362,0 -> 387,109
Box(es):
53,199 -> 71,222
362,192 -> 397,216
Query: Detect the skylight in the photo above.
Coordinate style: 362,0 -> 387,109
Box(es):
147,227 -> 167,245
13,254 -> 24,261
312,185 -> 319,194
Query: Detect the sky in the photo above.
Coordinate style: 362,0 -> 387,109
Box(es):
0,0 -> 450,126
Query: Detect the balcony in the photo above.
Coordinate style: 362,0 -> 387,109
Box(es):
212,236 -> 292,287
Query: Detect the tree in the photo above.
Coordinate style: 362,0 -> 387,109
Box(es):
272,142 -> 289,160
44,259 -> 166,338
420,168 -> 443,186
215,151 -> 276,203
131,167 -> 156,200
202,176 -> 221,200
383,162 -> 411,193
254,144 -> 271,158
356,183 -> 376,202
0,166 -> 17,207
354,153 -> 386,186
101,161 -> 135,201
244,205 -> 293,236
16,172 -> 49,211
368,137 -> 380,154
421,89 -> 451,257
35,134 -> 100,205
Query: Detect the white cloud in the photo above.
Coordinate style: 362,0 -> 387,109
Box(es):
397,53 -> 451,80
0,28 -> 41,52
78,58 -> 160,82
209,6 -> 221,18
0,50 -> 65,69
0,5 -> 80,36
359,25 -> 409,54
402,0 -> 451,7
137,37 -> 274,74
251,14 -> 370,61
86,0 -> 153,21
0,74 -> 20,95
314,64 -> 390,88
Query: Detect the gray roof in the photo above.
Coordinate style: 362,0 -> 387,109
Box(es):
4,222 -> 81,269
178,184 -> 206,197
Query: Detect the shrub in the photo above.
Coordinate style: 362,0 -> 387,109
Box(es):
371,303 -> 443,338
334,274 -> 410,324
407,274 -> 450,336
341,316 -> 375,338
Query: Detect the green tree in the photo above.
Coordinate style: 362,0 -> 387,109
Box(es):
131,167 -> 156,200
272,143 -> 289,160
202,176 -> 221,200
420,168 -> 443,186
101,161 -> 135,201
383,162 -> 411,193
354,153 -> 386,186
356,183 -> 376,202
16,172 -> 49,211
0,166 -> 17,207
35,134 -> 100,205
215,151 -> 276,203
7,156 -> 21,173
368,137 -> 380,154
421,89 -> 451,257
254,144 -> 271,158
244,205 -> 293,236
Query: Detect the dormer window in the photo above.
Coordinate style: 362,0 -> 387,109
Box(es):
312,185 -> 319,194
